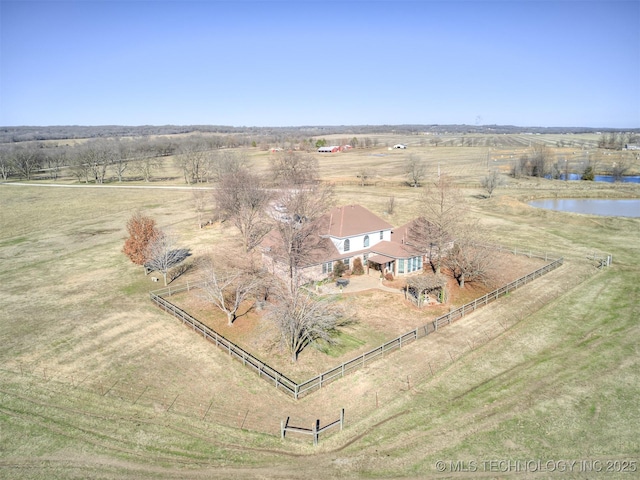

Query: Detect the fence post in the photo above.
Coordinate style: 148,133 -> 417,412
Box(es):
340,408 -> 345,431
313,419 -> 319,446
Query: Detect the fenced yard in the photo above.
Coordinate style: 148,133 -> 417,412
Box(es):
151,247 -> 564,400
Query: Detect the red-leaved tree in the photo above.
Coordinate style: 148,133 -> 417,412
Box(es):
123,212 -> 159,266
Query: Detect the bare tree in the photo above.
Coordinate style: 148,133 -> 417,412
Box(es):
563,157 -> 571,181
357,167 -> 376,187
480,170 -> 504,198
511,154 -> 527,178
70,151 -> 92,184
209,150 -> 248,183
270,151 -> 319,186
409,174 -> 464,275
81,139 -> 117,184
112,138 -> 133,182
405,154 -> 427,187
11,146 -> 41,180
214,168 -> 272,252
443,236 -> 491,288
134,156 -> 161,182
610,159 -> 629,182
145,231 -> 189,286
530,144 -> 551,178
0,146 -> 15,180
266,284 -> 348,362
42,149 -> 66,180
385,196 -> 396,215
192,188 -> 210,229
175,140 -> 211,184
268,183 -> 334,292
200,258 -> 261,325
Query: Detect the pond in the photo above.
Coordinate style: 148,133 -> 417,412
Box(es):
555,174 -> 640,183
528,198 -> 640,217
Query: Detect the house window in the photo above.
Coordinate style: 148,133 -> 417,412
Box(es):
344,239 -> 350,252
417,256 -> 423,270
343,258 -> 350,267
363,253 -> 368,264
322,261 -> 333,274
379,231 -> 383,240
398,259 -> 405,274
363,235 -> 369,247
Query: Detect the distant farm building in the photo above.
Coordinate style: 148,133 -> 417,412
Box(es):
317,145 -> 353,153
318,146 -> 341,153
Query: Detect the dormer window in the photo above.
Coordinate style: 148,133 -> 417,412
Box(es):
363,235 -> 370,247
344,239 -> 350,252
379,231 -> 383,240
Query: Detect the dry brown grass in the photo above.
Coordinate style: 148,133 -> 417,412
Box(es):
1,134 -> 639,478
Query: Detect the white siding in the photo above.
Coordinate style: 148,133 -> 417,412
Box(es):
330,229 -> 392,254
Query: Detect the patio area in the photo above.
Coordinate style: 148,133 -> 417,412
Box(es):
316,271 -> 401,295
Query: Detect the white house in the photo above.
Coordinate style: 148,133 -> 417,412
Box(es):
261,204 -> 442,283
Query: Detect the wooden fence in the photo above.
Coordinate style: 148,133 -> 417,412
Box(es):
150,286 -> 298,397
281,409 -> 345,446
150,250 -> 564,400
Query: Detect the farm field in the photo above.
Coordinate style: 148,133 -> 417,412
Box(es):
0,134 -> 639,479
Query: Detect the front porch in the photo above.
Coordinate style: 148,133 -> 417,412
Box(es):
366,254 -> 425,278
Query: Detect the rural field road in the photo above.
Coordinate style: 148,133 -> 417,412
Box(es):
1,182 -> 214,190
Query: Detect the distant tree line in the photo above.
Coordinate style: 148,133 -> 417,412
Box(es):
598,132 -> 639,150
0,131 -> 386,183
3,124 -> 638,144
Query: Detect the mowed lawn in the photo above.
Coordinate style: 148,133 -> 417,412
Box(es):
0,145 -> 639,479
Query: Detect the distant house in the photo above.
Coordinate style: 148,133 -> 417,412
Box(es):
261,204 -> 447,283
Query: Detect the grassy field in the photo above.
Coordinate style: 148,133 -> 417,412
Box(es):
0,136 -> 639,479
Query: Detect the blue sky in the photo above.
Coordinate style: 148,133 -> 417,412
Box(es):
1,0 -> 638,127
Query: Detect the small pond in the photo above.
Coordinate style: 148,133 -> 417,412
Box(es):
528,198 -> 640,217
555,174 -> 640,183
